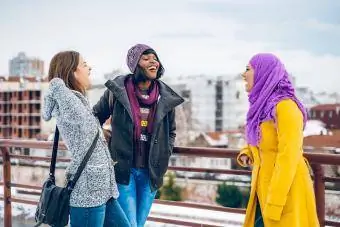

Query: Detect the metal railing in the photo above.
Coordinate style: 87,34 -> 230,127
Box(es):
1,139 -> 340,226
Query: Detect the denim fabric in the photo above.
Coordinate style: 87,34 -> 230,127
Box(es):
117,168 -> 157,227
70,198 -> 129,227
254,199 -> 264,227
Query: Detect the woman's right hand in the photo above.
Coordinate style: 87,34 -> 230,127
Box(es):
239,154 -> 252,167
103,129 -> 111,143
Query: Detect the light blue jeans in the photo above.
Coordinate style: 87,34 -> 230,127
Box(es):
70,197 -> 130,227
117,168 -> 157,227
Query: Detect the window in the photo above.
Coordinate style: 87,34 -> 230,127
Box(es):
235,91 -> 240,99
312,111 -> 316,118
320,111 -> 324,118
23,148 -> 30,156
329,111 -> 333,118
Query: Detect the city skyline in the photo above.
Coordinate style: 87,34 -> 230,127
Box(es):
1,0 -> 339,92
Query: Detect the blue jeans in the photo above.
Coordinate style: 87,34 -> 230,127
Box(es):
70,197 -> 130,227
117,168 -> 157,227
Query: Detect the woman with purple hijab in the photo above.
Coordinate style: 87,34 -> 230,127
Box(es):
237,53 -> 319,226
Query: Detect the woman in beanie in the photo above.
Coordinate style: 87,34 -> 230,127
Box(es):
237,53 -> 319,227
93,44 -> 184,226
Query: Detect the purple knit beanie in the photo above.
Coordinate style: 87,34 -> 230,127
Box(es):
126,44 -> 164,75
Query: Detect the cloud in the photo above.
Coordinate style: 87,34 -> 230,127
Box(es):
0,0 -> 339,93
304,19 -> 340,32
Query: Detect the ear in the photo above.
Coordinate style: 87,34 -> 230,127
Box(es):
73,69 -> 79,80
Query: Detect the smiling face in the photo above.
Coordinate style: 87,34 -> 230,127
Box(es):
137,53 -> 160,80
74,55 -> 92,90
48,51 -> 92,94
242,64 -> 255,93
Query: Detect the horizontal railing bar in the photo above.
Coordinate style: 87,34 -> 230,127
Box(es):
0,195 -> 246,215
324,176 -> 340,183
173,147 -> 340,165
1,139 -> 340,165
6,165 -> 338,183
303,152 -> 340,165
173,147 -> 239,158
11,183 -> 42,190
154,199 -> 246,214
10,154 -> 70,162
168,166 -> 251,175
324,220 -> 340,226
147,216 -> 224,227
0,139 -> 67,150
0,196 -> 38,205
11,197 -> 38,205
8,178 -> 340,193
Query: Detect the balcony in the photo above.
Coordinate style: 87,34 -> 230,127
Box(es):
0,139 -> 340,226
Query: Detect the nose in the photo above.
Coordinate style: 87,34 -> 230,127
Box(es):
241,72 -> 245,79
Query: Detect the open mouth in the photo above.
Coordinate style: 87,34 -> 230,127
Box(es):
147,66 -> 158,73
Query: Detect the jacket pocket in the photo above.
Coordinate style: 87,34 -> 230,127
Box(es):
86,164 -> 110,192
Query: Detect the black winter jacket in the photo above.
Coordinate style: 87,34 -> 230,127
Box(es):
93,75 -> 184,191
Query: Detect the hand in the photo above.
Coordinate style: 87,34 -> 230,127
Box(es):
103,129 -> 111,143
239,154 -> 252,166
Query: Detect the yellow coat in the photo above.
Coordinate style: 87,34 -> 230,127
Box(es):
237,99 -> 319,227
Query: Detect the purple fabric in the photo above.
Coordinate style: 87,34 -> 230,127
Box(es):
125,77 -> 159,152
126,44 -> 152,73
126,44 -> 165,75
246,53 -> 307,146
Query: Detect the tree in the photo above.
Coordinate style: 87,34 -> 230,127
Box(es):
216,182 -> 243,208
159,172 -> 182,201
155,190 -> 161,199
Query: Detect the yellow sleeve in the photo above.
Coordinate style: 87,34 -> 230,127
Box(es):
236,145 -> 253,167
263,99 -> 304,221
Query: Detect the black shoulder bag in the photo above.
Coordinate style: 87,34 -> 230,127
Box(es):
34,126 -> 99,227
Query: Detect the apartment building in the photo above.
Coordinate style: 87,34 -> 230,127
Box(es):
0,77 -> 51,139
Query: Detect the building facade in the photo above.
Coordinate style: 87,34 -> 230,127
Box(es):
0,77 -> 51,139
166,74 -> 248,131
309,104 -> 340,129
9,52 -> 44,78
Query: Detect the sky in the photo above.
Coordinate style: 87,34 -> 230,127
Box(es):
0,0 -> 339,92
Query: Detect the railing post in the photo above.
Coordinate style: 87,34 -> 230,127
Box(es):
311,163 -> 325,226
1,147 -> 12,227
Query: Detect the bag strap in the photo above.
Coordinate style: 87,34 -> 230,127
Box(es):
67,130 -> 100,190
109,90 -> 114,113
49,126 -> 60,179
